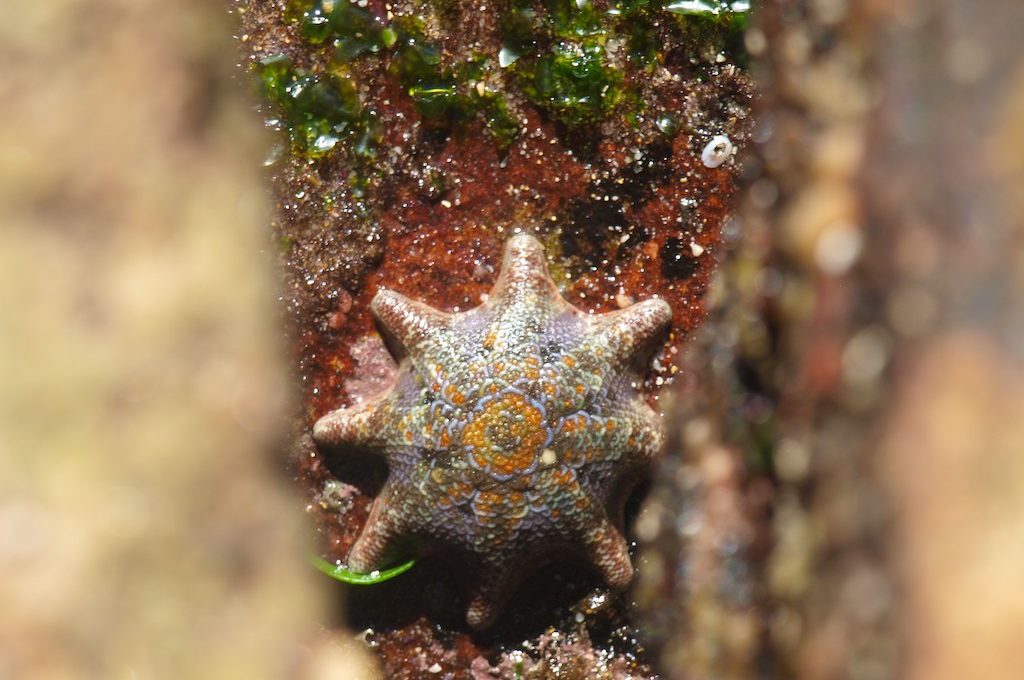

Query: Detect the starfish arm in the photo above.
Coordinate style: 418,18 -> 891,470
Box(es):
347,486 -> 408,573
312,399 -> 389,449
581,517 -> 634,590
642,405 -> 665,455
465,563 -> 527,630
371,288 -> 452,360
620,401 -> 666,468
593,297 -> 672,366
489,233 -> 562,308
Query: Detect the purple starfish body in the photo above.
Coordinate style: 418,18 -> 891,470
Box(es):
313,234 -> 671,628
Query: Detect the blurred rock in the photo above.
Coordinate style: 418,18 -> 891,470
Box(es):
0,1 -> 377,678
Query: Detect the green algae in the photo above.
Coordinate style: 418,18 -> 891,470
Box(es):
301,0 -> 389,59
665,0 -> 753,34
542,0 -> 604,38
498,6 -> 539,66
267,0 -> 752,154
520,40 -> 622,127
497,0 -> 625,128
391,34 -> 461,119
477,91 -> 520,146
392,37 -> 519,145
288,3 -> 522,146
259,52 -> 379,159
664,0 -> 750,17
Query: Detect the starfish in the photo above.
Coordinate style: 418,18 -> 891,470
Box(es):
313,233 -> 671,628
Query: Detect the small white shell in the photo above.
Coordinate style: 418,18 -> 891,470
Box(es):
701,134 -> 734,168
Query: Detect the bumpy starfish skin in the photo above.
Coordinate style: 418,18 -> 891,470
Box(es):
314,234 -> 671,628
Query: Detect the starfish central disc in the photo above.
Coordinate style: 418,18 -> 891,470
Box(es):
464,391 -> 549,480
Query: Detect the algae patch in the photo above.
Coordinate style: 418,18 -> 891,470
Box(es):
259,52 -> 379,159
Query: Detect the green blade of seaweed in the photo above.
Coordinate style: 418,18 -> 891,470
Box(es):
310,554 -> 416,585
